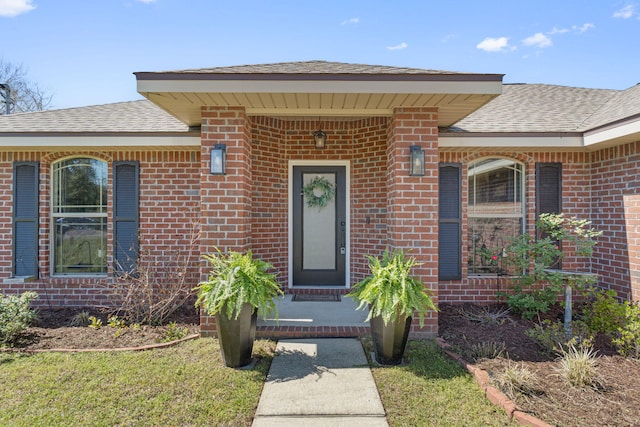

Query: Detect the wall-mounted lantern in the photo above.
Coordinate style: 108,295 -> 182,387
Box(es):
210,144 -> 226,175
409,145 -> 425,176
313,129 -> 327,149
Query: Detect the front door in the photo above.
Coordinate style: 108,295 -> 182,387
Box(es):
292,166 -> 346,286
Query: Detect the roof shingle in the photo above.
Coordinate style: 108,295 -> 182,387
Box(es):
0,100 -> 189,133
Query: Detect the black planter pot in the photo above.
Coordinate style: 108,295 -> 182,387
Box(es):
215,303 -> 257,368
370,314 -> 412,365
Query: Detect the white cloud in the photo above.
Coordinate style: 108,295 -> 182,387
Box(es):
386,42 -> 408,51
341,17 -> 359,25
613,4 -> 636,18
476,37 -> 511,52
0,0 -> 35,17
573,23 -> 595,33
548,27 -> 570,35
523,32 -> 552,48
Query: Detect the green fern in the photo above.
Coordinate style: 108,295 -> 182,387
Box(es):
348,249 -> 437,327
194,249 -> 283,320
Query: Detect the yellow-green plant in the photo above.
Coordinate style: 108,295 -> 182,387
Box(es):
88,316 -> 102,330
611,301 -> 640,358
0,291 -> 38,346
194,249 -> 282,320
556,345 -> 603,389
348,248 -> 436,327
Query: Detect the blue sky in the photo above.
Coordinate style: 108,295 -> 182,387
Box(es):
1,0 -> 639,109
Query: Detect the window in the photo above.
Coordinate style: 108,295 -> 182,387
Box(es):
468,158 -> 524,275
52,158 -> 107,275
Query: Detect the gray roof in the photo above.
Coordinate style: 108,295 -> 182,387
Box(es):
1,61 -> 638,136
145,60 -> 467,75
578,83 -> 640,130
447,84 -> 619,133
0,100 -> 189,134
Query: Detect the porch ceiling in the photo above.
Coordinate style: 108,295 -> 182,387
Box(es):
135,62 -> 503,128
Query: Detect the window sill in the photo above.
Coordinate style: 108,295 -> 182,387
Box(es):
4,276 -> 37,284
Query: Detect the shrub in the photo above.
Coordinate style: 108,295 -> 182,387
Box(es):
107,315 -> 127,329
495,361 -> 541,399
88,316 -> 103,330
526,319 -> 593,355
611,301 -> 640,358
110,218 -> 199,325
581,289 -> 627,335
556,345 -> 603,389
70,311 -> 92,327
502,214 -> 600,320
459,305 -> 511,325
468,341 -> 506,362
0,291 -> 38,346
158,322 -> 190,343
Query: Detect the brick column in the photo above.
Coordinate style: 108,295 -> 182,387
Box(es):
386,107 -> 439,336
199,106 -> 252,336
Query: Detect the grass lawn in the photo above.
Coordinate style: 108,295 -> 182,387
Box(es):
0,339 -> 274,427
2,337 -> 516,426
369,339 -> 516,426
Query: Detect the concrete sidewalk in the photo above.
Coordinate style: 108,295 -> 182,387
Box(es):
252,338 -> 388,426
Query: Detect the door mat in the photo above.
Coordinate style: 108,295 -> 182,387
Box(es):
291,294 -> 341,302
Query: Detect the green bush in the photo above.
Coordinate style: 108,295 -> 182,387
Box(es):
0,291 -> 38,346
502,213 -> 600,320
526,319 -> 593,354
581,289 -> 627,335
611,301 -> 640,358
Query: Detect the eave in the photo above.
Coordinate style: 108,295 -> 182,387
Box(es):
135,72 -> 503,127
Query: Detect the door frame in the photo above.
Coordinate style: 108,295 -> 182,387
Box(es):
288,160 -> 350,290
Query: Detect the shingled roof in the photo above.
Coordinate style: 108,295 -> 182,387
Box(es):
1,62 -> 638,140
446,84 -> 619,133
139,60 -> 487,78
0,100 -> 189,134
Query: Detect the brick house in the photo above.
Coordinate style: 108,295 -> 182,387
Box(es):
1,61 -> 639,337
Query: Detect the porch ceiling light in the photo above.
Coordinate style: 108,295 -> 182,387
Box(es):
409,145 -> 425,176
210,144 -> 226,175
313,129 -> 327,149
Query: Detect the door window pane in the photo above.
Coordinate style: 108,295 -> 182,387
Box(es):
302,173 -> 336,270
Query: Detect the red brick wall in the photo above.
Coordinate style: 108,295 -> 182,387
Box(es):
0,149 -> 201,308
590,141 -> 640,300
387,108 -> 439,336
248,116 -> 391,287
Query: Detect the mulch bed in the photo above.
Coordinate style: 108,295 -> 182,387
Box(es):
439,302 -> 640,427
7,306 -> 199,351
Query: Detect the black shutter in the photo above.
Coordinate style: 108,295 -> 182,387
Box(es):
113,161 -> 139,274
13,162 -> 39,277
536,163 -> 562,267
439,163 -> 461,280
536,163 -> 562,217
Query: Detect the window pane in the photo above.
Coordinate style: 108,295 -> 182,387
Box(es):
469,159 -> 522,215
468,217 -> 522,275
53,158 -> 107,214
52,157 -> 108,275
468,158 -> 524,275
54,217 -> 107,274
